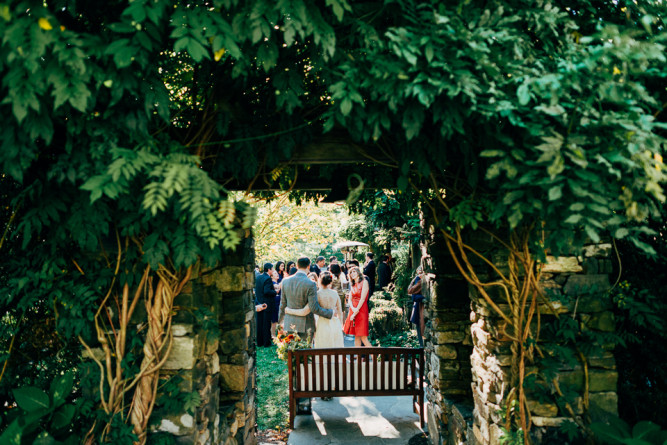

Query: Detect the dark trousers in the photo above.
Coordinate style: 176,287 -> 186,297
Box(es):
256,299 -> 273,347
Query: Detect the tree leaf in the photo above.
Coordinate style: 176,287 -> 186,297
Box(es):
13,387 -> 50,412
548,185 -> 562,201
50,372 -> 74,404
50,404 -> 75,431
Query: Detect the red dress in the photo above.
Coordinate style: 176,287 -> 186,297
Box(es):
345,281 -> 369,336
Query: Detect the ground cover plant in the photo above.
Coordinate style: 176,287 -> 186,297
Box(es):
255,346 -> 289,431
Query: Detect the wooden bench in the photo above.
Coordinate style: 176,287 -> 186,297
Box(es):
287,347 -> 425,428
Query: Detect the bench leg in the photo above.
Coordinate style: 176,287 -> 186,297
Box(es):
289,395 -> 295,428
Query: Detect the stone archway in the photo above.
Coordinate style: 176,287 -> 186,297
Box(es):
150,188 -> 621,445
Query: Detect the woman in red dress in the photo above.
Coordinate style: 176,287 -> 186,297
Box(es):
344,266 -> 371,347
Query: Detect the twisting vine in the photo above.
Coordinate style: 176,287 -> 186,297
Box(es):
410,175 -> 562,444
78,230 -> 195,445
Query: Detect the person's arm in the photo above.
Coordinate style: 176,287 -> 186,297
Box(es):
350,280 -> 369,320
285,305 -> 311,316
335,294 -> 343,320
263,278 -> 277,299
278,281 -> 287,325
307,281 -> 334,319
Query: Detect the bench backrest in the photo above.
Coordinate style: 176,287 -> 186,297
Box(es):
288,347 -> 424,394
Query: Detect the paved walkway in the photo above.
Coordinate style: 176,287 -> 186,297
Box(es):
287,334 -> 427,445
287,395 -> 427,445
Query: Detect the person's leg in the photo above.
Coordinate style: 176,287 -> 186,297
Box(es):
259,308 -> 272,347
415,322 -> 424,348
354,336 -> 361,346
256,309 -> 266,346
360,335 -> 372,347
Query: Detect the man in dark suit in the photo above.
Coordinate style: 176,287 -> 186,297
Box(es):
363,252 -> 377,297
255,262 -> 277,347
377,254 -> 392,290
279,257 -> 334,337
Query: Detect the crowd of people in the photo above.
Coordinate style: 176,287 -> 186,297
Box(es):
253,253 -> 398,349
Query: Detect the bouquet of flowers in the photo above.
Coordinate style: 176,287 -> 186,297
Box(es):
273,328 -> 312,361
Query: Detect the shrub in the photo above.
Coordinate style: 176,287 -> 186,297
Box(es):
368,296 -> 403,339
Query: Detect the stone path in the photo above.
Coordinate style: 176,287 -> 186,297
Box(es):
286,395 -> 427,445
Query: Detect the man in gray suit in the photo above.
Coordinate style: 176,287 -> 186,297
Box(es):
278,257 -> 334,337
278,256 -> 334,413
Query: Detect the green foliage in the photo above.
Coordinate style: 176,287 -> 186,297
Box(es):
371,330 -> 420,349
368,294 -> 404,339
497,400 -> 526,445
154,375 -> 201,417
0,372 -> 79,445
591,418 -> 667,445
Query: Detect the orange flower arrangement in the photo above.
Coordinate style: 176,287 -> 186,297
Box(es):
273,328 -> 312,361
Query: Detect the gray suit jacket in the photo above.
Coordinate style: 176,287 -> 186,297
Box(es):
278,270 -> 333,335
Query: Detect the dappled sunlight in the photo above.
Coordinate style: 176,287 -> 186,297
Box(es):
340,398 -> 401,438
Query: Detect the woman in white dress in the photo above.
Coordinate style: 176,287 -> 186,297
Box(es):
285,272 -> 344,348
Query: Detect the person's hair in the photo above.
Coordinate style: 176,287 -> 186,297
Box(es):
275,261 -> 285,276
348,266 -> 363,285
316,256 -> 325,263
307,272 -> 318,281
320,271 -> 333,287
286,261 -> 295,271
297,257 -> 311,269
289,266 -> 297,276
263,262 -> 273,273
329,256 -> 337,263
349,260 -> 360,267
329,263 -> 342,277
366,252 -> 374,260
379,255 -> 388,263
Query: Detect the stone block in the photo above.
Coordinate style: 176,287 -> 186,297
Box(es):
219,364 -> 247,392
201,266 -> 245,293
531,417 -> 570,427
586,311 -> 615,332
164,336 -> 199,370
434,330 -> 466,344
563,275 -> 611,300
527,399 -> 559,417
206,352 -> 220,375
589,370 -> 618,392
157,413 -> 196,436
589,392 -> 619,422
582,257 -> 599,275
206,339 -> 220,355
172,324 -> 194,337
220,328 -> 246,355
426,403 -> 442,445
583,243 -> 612,258
435,344 -> 458,360
587,351 -> 616,369
542,256 -> 583,273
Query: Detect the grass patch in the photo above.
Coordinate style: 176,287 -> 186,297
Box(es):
256,345 -> 290,430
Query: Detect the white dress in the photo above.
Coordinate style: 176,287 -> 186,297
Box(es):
286,288 -> 344,348
313,289 -> 344,348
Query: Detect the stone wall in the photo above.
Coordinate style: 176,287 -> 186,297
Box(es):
420,214 -> 619,445
151,236 -> 258,445
421,220 -> 475,445
469,244 -> 618,444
